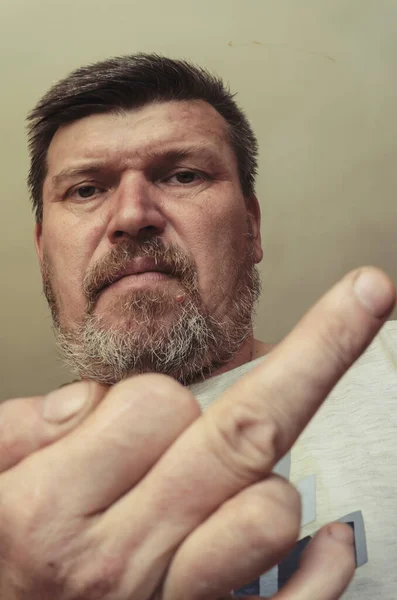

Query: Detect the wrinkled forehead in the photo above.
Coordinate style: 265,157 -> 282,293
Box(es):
45,100 -> 236,179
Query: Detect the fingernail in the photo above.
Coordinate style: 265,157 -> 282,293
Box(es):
353,268 -> 395,318
42,381 -> 90,423
329,523 -> 354,545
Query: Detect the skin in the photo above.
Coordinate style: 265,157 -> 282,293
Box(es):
35,100 -> 266,376
0,99 -> 392,598
0,267 -> 394,600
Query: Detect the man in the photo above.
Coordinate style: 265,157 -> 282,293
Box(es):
0,54 -> 394,599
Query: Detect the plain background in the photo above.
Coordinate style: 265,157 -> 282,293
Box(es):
1,0 -> 396,399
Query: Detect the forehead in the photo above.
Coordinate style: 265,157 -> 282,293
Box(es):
45,100 -> 233,176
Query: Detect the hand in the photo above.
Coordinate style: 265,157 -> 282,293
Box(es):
0,267 -> 394,600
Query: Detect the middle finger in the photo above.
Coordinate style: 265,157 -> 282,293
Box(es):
98,268 -> 393,585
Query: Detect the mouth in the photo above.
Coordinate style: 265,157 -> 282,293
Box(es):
99,257 -> 175,293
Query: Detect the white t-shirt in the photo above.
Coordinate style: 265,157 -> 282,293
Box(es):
189,321 -> 397,599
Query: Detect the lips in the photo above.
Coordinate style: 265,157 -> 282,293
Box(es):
100,257 -> 173,291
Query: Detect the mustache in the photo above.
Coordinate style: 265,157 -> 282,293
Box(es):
83,238 -> 198,303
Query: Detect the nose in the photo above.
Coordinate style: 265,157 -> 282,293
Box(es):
106,173 -> 166,244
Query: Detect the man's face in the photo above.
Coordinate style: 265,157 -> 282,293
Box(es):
36,100 -> 263,384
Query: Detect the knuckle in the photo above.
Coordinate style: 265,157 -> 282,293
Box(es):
233,480 -> 301,552
265,479 -> 302,543
0,433 -> 23,470
112,373 -> 201,419
209,400 -> 281,483
67,549 -> 125,600
265,474 -> 302,514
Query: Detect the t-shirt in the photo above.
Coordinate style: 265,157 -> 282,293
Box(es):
189,321 -> 397,599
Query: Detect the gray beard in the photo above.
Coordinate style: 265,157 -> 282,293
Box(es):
53,266 -> 261,386
42,236 -> 260,386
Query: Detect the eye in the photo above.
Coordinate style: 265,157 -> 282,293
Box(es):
166,171 -> 206,185
68,185 -> 103,200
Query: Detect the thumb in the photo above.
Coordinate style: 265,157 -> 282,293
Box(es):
0,381 -> 107,472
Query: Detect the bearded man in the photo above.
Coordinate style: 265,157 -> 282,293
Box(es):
0,54 -> 395,600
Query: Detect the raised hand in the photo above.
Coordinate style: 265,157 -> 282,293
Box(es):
0,267 -> 393,600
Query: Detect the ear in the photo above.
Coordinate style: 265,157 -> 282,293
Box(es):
246,195 -> 263,264
34,222 -> 43,265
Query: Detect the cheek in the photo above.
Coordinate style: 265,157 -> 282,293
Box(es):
187,202 -> 249,301
41,223 -> 93,320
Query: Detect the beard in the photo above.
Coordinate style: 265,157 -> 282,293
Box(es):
41,236 -> 261,386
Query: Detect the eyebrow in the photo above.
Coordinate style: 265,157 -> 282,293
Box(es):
51,144 -> 225,190
51,165 -> 106,189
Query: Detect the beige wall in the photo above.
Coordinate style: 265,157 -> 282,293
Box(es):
1,0 -> 396,398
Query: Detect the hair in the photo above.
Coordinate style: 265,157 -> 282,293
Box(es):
26,53 -> 259,223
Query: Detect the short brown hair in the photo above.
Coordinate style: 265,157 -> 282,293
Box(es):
27,53 -> 259,223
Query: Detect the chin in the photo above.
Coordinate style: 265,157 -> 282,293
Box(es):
93,292 -> 179,331
103,312 -> 176,334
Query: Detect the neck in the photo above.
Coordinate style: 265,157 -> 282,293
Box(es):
208,332 -> 275,380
